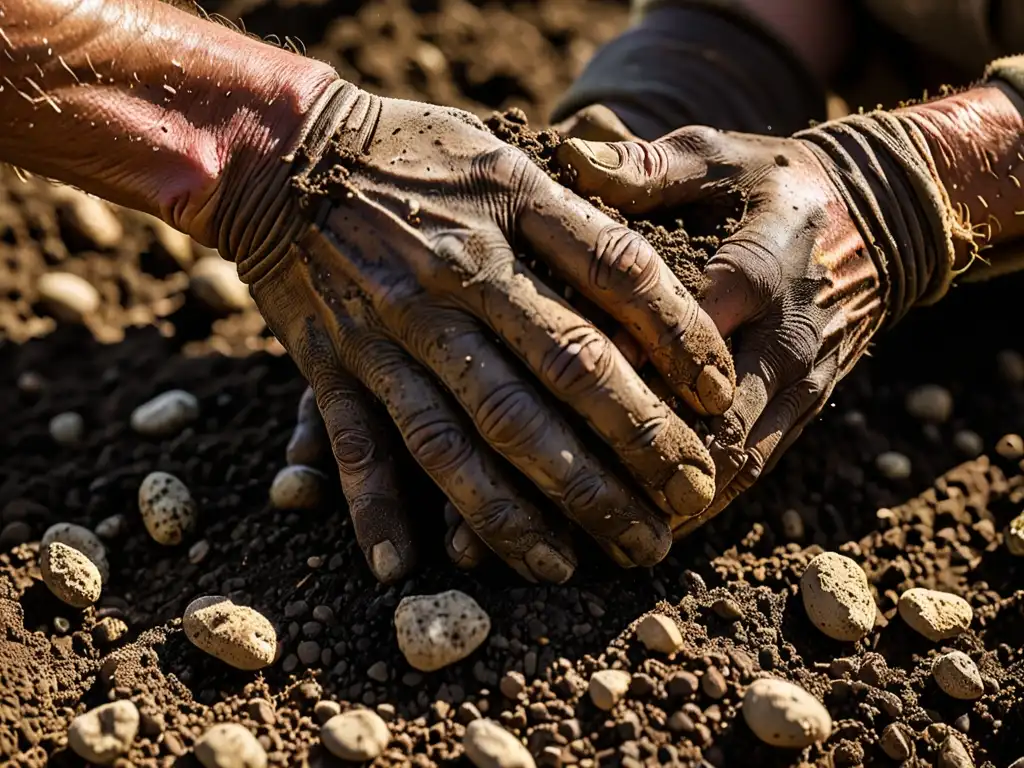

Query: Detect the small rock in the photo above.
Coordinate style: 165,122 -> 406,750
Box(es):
36,272 -> 100,323
298,641 -> 322,666
933,651 -> 984,700
130,389 -> 199,437
780,508 -> 804,540
938,735 -> 974,768
0,521 -> 31,550
667,671 -> 699,698
94,515 -> 124,540
321,710 -> 391,761
712,597 -> 743,620
189,539 -> 211,564
93,616 -> 129,645
366,660 -> 388,681
898,588 -> 972,641
314,700 -> 341,724
195,723 -> 267,768
67,700 -> 139,765
905,384 -> 953,423
702,667 -> 728,699
183,595 -> 276,670
41,542 -> 102,607
247,699 -> 275,725
635,614 -> 684,654
500,671 -> 526,700
741,678 -> 832,748
463,718 -> 536,768
996,434 -> 1024,460
55,188 -> 123,249
879,723 -> 913,761
138,471 -> 196,545
588,669 -> 631,711
269,465 -> 327,509
42,523 -> 109,582
800,552 -> 875,641
394,590 -> 491,672
876,451 -> 912,480
997,349 -> 1024,385
49,412 -> 84,446
190,256 -> 253,313
953,430 -> 984,457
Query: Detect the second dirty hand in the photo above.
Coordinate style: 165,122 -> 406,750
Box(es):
260,81 -> 735,583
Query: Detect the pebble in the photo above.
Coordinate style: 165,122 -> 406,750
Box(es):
500,671 -> 526,700
933,651 -> 984,700
898,588 -> 972,641
321,710 -> 391,761
41,542 -> 102,608
0,521 -> 31,549
182,595 -> 277,670
41,523 -> 109,583
55,188 -> 124,249
94,514 -> 125,540
189,539 -> 212,564
879,722 -> 912,761
953,430 -> 984,457
702,667 -> 728,699
876,451 -> 912,480
996,433 -> 1024,460
997,349 -> 1024,385
394,590 -> 491,672
298,641 -> 321,666
49,412 -> 84,446
138,471 -> 196,545
195,723 -> 267,768
93,616 -> 129,645
780,508 -> 804,540
589,669 -> 631,711
635,614 -> 684,654
905,384 -> 953,423
190,256 -> 253,313
741,678 -> 832,748
1005,509 -> 1024,556
463,718 -> 536,768
130,389 -> 199,437
269,465 -> 327,509
314,700 -> 341,724
938,735 -> 975,768
67,700 -> 139,765
36,272 -> 100,323
800,552 -> 876,641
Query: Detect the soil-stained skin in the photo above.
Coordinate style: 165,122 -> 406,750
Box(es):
4,1 -> 1024,766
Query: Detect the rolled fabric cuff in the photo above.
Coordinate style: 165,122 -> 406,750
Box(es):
551,3 -> 824,139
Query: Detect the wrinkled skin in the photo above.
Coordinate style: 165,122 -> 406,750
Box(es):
264,91 -> 736,583
558,126 -> 886,533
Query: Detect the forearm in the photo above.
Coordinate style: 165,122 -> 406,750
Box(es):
0,0 -> 337,247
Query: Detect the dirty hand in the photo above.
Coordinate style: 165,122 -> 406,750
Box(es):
559,105 -> 977,529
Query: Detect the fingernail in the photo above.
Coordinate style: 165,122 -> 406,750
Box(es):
616,518 -> 672,567
600,541 -> 637,569
696,365 -> 734,415
524,542 -> 576,583
665,464 -> 715,519
568,138 -> 622,170
371,540 -> 402,583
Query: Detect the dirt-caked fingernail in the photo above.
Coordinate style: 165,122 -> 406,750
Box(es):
446,522 -> 486,570
615,517 -> 672,567
696,365 -> 734,415
566,138 -> 623,171
665,464 -> 715,520
524,542 -> 576,583
371,540 -> 402,583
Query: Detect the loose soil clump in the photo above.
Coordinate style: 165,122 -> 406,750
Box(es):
4,1 -> 1024,767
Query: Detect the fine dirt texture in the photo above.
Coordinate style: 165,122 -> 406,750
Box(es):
5,1 -> 1024,767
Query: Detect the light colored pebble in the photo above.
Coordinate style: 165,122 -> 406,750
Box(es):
195,723 -> 267,768
190,256 -> 253,313
953,430 -> 984,457
588,669 -> 631,711
898,588 -> 972,642
37,272 -> 100,323
394,590 -> 490,672
321,710 -> 391,762
996,434 -> 1024,460
17,371 -> 46,394
130,389 -> 199,437
41,542 -> 102,608
741,677 -> 832,748
42,522 -> 109,583
463,718 -> 536,768
938,735 -> 975,768
800,552 -> 876,642
183,595 -> 276,670
876,451 -> 912,480
781,508 -> 805,540
635,614 -> 684,655
269,465 -> 326,510
67,700 -> 139,765
905,384 -> 953,423
49,412 -> 84,446
148,216 -> 194,269
880,723 -> 913,761
138,471 -> 196,545
94,514 -> 125,541
933,651 -> 984,700
997,349 -> 1024,385
189,539 -> 211,564
55,188 -> 124,250
314,700 -> 341,724
1006,512 -> 1024,556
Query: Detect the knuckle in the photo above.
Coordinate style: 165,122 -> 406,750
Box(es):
403,411 -> 472,474
561,467 -> 608,511
475,383 -> 549,453
540,326 -> 615,397
467,498 -> 517,541
592,225 -> 661,295
331,428 -> 377,474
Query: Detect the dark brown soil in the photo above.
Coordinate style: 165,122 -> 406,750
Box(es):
4,2 -> 1024,767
